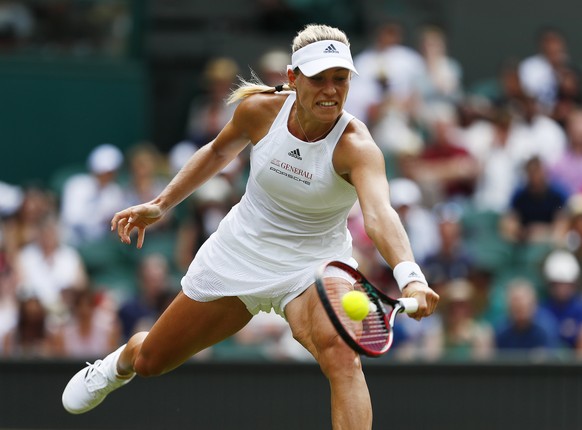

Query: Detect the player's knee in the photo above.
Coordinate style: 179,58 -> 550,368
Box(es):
131,335 -> 167,378
133,350 -> 165,378
316,335 -> 361,379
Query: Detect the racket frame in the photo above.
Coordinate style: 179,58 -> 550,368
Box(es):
315,260 -> 407,357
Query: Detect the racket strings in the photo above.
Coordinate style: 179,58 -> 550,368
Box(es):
324,277 -> 392,353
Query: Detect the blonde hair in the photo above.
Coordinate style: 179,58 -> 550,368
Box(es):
227,24 -> 350,105
291,24 -> 350,52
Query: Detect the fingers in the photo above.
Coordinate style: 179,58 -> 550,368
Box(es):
112,213 -> 137,247
137,227 -> 145,249
111,211 -> 123,231
426,291 -> 439,314
404,285 -> 440,321
417,292 -> 438,316
111,208 -> 133,234
117,216 -> 131,244
411,294 -> 438,320
111,207 -> 150,248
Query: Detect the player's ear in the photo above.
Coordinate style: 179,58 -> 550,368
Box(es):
287,67 -> 297,86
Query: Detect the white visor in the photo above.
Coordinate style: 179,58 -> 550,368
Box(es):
289,40 -> 358,77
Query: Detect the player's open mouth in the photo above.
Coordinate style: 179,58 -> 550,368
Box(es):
318,101 -> 337,107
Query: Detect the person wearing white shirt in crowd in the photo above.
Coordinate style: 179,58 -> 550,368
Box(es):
417,25 -> 463,106
345,20 -> 426,127
471,97 -> 566,214
60,144 -> 125,246
471,108 -> 520,213
15,214 -> 88,318
519,28 -> 570,113
506,95 -> 567,168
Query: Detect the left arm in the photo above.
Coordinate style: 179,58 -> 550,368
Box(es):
334,120 -> 439,319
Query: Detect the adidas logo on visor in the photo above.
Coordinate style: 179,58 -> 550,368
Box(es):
323,44 -> 339,54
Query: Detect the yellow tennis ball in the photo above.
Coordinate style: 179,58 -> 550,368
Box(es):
342,291 -> 370,321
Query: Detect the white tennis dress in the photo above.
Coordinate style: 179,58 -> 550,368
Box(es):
181,93 -> 358,316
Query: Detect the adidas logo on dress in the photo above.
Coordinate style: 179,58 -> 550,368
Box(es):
323,44 -> 339,54
288,148 -> 302,160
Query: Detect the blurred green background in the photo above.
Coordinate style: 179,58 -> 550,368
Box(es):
1,0 -> 580,186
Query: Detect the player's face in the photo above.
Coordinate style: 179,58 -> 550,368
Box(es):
294,67 -> 351,123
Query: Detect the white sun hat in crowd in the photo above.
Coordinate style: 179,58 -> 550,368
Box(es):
389,178 -> 422,208
87,143 -> 124,174
543,249 -> 580,284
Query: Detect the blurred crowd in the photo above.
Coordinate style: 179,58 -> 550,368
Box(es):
0,0 -> 130,57
2,16 -> 582,363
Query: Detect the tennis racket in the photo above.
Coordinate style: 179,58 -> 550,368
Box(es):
315,260 -> 418,357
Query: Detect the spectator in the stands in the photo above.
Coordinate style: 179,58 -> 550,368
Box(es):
557,194 -> 582,268
423,202 -> 474,294
185,57 -> 240,147
549,109 -> 582,196
185,57 -> 247,187
122,142 -> 173,234
60,143 -> 125,246
470,106 -> 514,212
495,278 -> 561,355
0,237 -> 18,352
539,249 -> 582,350
389,177 -> 440,265
53,289 -> 121,359
2,295 -> 56,358
417,25 -> 463,107
407,103 -> 478,204
2,185 -> 54,266
500,156 -> 568,245
256,48 -> 290,87
15,213 -> 88,319
122,142 -> 167,207
509,95 -> 567,168
550,65 -> 582,129
435,278 -> 494,360
346,19 -> 425,126
118,253 -> 175,341
519,27 -> 570,113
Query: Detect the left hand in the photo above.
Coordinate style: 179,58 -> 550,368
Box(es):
402,281 -> 440,321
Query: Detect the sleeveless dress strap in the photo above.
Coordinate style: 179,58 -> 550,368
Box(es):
325,111 -> 354,143
267,93 -> 295,133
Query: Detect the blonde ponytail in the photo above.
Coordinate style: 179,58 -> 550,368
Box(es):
227,70 -> 292,105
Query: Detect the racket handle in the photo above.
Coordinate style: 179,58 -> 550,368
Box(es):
398,298 -> 419,314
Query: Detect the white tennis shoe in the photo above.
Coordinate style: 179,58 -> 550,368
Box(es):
62,345 -> 135,414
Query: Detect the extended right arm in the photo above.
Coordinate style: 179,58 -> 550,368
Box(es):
111,104 -> 253,248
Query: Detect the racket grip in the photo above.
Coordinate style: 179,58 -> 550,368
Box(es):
398,298 -> 419,314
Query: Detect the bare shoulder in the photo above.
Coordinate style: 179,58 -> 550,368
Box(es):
340,117 -> 376,149
233,93 -> 289,143
334,117 -> 383,175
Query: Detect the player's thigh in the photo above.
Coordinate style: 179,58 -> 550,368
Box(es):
287,285 -> 361,379
137,291 -> 252,375
285,284 -> 342,358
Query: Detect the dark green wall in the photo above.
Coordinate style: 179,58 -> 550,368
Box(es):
0,59 -> 149,186
2,360 -> 582,430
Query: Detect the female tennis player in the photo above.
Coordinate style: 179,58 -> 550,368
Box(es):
62,23 -> 439,429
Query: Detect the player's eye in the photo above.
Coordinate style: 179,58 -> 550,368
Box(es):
309,76 -> 324,82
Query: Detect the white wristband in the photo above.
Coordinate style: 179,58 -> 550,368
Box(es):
393,261 -> 427,292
